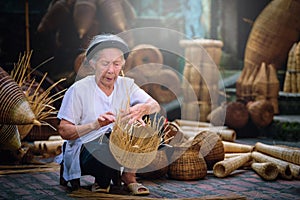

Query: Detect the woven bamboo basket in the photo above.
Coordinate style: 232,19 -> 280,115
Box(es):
267,64 -> 280,113
255,142 -> 300,165
0,67 -> 39,125
137,150 -> 169,179
244,65 -> 259,101
225,101 -> 249,129
236,66 -> 249,100
109,115 -> 164,169
163,121 -> 185,146
168,145 -> 207,180
244,0 -> 300,71
251,151 -> 292,179
222,141 -> 254,153
251,162 -> 279,181
247,100 -> 274,128
240,67 -> 252,101
193,131 -> 224,170
213,153 -> 252,178
0,124 -> 21,151
124,44 -> 163,72
283,44 -> 297,92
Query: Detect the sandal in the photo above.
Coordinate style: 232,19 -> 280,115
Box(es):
126,183 -> 150,196
91,182 -> 110,193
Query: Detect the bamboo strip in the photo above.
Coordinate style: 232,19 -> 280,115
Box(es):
222,141 -> 254,153
255,142 -> 300,165
251,162 -> 279,181
251,151 -> 292,179
213,153 -> 252,178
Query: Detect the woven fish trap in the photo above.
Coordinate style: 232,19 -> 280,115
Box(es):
137,149 -> 169,179
251,162 -> 279,181
0,67 -> 38,125
168,145 -> 207,180
244,0 -> 300,70
109,115 -> 164,169
193,131 -> 224,170
225,101 -> 249,129
251,151 -> 293,180
213,152 -> 252,178
222,141 -> 254,153
255,142 -> 300,165
0,124 -> 21,151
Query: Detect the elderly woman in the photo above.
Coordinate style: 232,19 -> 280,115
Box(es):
57,34 -> 160,195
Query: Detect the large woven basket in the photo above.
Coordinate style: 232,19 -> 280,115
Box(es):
0,124 -> 21,151
168,145 -> 207,180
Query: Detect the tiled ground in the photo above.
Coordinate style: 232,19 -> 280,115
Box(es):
0,138 -> 300,200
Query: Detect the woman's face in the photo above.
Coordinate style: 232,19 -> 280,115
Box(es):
90,48 -> 125,89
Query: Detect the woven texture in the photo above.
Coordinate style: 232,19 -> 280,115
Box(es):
251,162 -> 279,181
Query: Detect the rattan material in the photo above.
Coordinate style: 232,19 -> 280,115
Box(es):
193,131 -> 224,170
213,153 -> 251,178
251,162 -> 279,181
255,142 -> 300,165
109,116 -> 164,169
0,124 -> 21,151
222,141 -> 254,153
168,145 -> 207,180
251,151 -> 292,180
0,67 -> 38,125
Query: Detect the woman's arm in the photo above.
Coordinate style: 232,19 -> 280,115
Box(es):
58,112 -> 116,140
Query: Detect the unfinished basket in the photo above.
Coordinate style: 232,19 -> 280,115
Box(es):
109,115 -> 164,169
251,162 -> 279,181
168,145 -> 207,180
0,67 -> 38,125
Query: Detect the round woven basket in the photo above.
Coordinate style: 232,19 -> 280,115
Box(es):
247,100 -> 274,128
193,131 -> 225,170
168,145 -> 207,180
109,118 -> 162,169
225,101 -> 249,129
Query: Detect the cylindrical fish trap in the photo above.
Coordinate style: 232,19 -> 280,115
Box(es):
222,141 -> 254,153
0,67 -> 38,125
168,145 -> 207,180
255,142 -> 300,165
109,115 -> 164,169
251,151 -> 293,179
251,162 -> 279,181
213,153 -> 252,178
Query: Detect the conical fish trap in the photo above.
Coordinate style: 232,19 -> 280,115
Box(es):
0,124 -> 21,151
0,67 -> 37,125
251,162 -> 279,181
109,116 -> 164,169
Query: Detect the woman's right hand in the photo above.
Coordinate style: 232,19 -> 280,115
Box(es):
94,112 -> 116,129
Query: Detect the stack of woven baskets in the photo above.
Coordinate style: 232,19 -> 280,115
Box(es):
283,42 -> 300,93
180,39 -> 223,122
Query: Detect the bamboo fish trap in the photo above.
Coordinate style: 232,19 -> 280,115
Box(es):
222,141 -> 254,153
109,114 -> 165,169
213,153 -> 252,178
0,67 -> 39,125
251,162 -> 279,181
0,124 -> 21,151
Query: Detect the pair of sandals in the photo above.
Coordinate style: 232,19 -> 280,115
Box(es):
91,181 -> 150,195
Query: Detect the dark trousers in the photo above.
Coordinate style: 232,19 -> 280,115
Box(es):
79,133 -> 121,188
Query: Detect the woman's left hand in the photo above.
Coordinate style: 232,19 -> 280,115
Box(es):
122,104 -> 149,126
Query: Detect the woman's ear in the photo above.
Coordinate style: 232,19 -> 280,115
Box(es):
89,60 -> 96,70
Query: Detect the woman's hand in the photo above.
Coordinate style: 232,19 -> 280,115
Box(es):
95,111 -> 116,129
